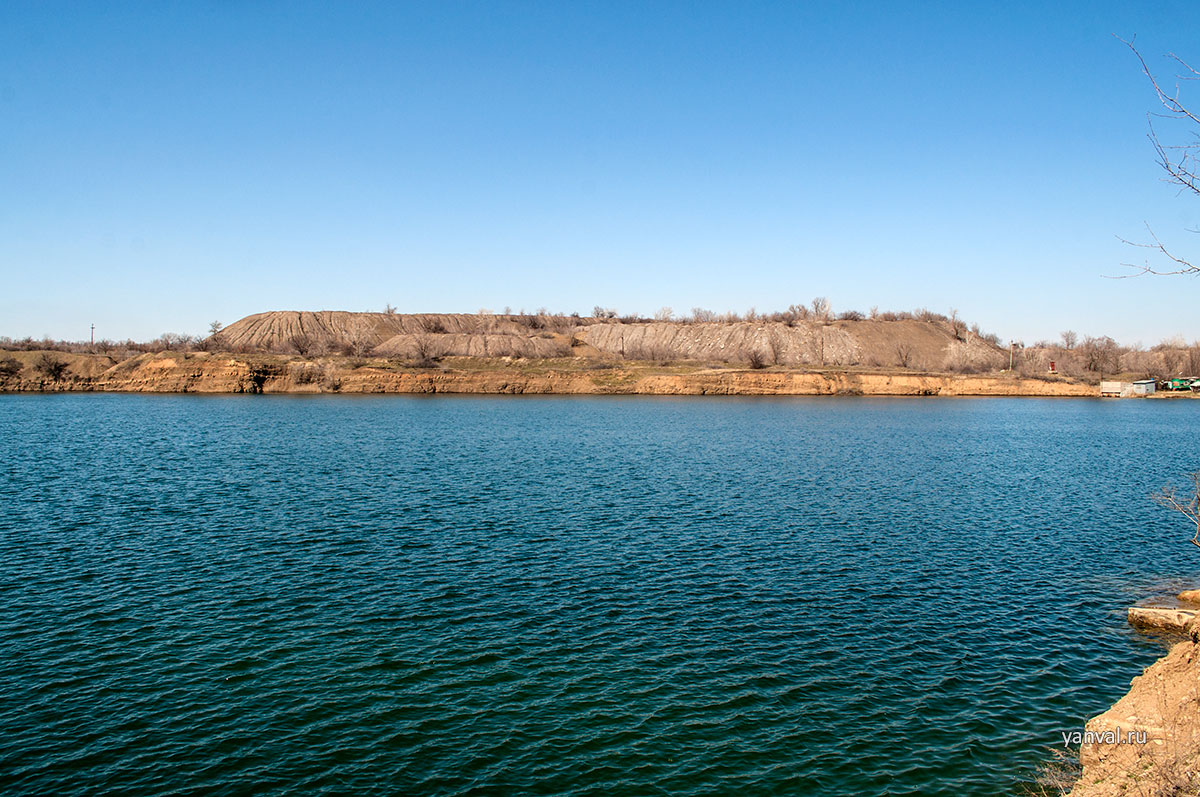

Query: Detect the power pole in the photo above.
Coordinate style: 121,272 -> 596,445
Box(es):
90,324 -> 95,346
1009,341 -> 1015,371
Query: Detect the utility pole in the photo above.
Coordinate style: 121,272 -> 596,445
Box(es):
90,324 -> 95,346
1009,341 -> 1014,371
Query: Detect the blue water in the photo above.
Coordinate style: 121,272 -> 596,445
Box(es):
1,395 -> 1197,795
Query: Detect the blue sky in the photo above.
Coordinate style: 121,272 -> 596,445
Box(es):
2,0 -> 1199,344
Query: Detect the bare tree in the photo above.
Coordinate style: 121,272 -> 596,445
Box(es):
948,308 -> 967,341
384,303 -> 397,314
1153,472 -> 1200,550
1060,330 -> 1078,350
811,297 -> 831,323
654,306 -> 674,322
894,342 -> 912,369
1079,335 -> 1121,374
1120,38 -> 1200,275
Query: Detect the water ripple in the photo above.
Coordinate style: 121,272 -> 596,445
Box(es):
1,395 -> 1196,795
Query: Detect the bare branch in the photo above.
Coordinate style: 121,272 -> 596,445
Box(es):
1113,224 -> 1199,277
1149,118 -> 1200,198
1121,36 -> 1200,126
1152,472 -> 1200,550
1116,37 -> 1200,276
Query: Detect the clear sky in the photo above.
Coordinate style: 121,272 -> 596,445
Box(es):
2,0 -> 1199,345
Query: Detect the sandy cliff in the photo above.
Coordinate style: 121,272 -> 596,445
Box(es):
0,350 -> 1095,396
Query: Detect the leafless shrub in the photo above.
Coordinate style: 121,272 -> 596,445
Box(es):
1120,348 -> 1159,377
948,309 -> 967,340
0,357 -> 22,379
624,343 -> 674,364
746,350 -> 767,369
341,330 -> 376,357
619,314 -> 642,324
34,353 -> 69,381
654,307 -> 673,321
384,303 -> 397,314
895,343 -> 912,369
767,333 -> 784,365
1026,746 -> 1081,796
411,334 -> 443,367
943,342 -> 996,374
838,310 -> 864,321
421,317 -> 447,333
1154,472 -> 1200,550
592,306 -> 618,319
289,334 -> 313,356
1189,346 -> 1200,375
1161,347 -> 1186,376
914,307 -> 948,323
291,363 -> 320,384
153,332 -> 195,351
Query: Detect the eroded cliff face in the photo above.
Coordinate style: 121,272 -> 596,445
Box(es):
0,350 -> 1096,396
1070,637 -> 1200,796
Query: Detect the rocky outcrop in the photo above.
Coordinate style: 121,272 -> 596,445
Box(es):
1128,607 -> 1199,634
1070,638 -> 1200,796
1068,593 -> 1200,796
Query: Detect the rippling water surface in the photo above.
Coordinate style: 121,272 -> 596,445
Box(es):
2,395 -> 1198,795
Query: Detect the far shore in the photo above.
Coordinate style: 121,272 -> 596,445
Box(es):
0,349 -> 1113,397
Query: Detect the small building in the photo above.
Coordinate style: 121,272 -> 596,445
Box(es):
1132,379 -> 1156,396
1100,381 -> 1128,397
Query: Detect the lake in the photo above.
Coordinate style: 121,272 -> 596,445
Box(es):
1,394 -> 1196,795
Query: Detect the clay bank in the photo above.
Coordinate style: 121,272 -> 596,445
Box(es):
0,350 -> 1099,396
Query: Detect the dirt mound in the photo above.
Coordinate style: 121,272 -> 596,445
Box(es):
577,318 -> 1002,368
219,311 -> 587,356
215,311 -> 1003,368
219,311 -> 405,353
